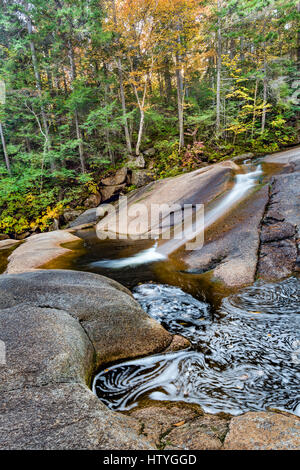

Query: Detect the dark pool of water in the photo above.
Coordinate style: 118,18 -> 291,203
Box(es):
0,244 -> 19,274
93,278 -> 300,416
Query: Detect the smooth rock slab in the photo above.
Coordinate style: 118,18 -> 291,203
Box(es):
263,146 -> 300,165
97,161 -> 238,237
0,269 -> 172,449
224,411 -> 300,450
0,383 -> 153,450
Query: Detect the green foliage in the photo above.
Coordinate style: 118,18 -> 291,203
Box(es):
0,0 -> 298,236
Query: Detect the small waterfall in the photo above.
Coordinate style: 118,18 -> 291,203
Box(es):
89,241 -> 166,269
90,165 -> 262,269
158,164 -> 262,256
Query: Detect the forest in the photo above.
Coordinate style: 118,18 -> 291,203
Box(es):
0,0 -> 299,237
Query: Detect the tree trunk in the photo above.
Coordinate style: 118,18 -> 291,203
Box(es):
136,108 -> 145,156
74,109 -> 86,173
68,39 -> 86,173
297,2 -> 300,70
117,58 -> 133,154
26,13 -> 54,170
132,77 -> 148,156
0,123 -> 11,175
112,0 -> 132,155
251,78 -> 259,138
103,64 -> 114,164
216,0 -> 222,135
164,58 -> 172,101
175,58 -> 184,150
261,57 -> 267,133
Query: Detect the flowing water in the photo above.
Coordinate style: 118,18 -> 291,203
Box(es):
93,279 -> 300,415
40,160 -> 300,416
90,164 -> 263,268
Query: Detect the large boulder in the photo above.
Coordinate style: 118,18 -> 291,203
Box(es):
68,207 -> 100,228
6,230 -> 80,274
130,169 -> 155,188
0,304 -> 94,391
100,184 -> 126,202
232,152 -> 254,163
127,155 -> 146,169
0,268 -> 173,449
83,191 -> 101,208
101,167 -> 128,186
0,384 -> 152,450
0,269 -> 172,368
224,411 -> 300,450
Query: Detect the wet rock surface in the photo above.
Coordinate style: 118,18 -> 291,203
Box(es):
184,186 -> 269,287
97,161 -> 239,237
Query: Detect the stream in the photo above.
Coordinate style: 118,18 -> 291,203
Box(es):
6,160 -> 300,417
93,280 -> 300,415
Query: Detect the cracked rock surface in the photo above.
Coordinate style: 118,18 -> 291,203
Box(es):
257,173 -> 300,281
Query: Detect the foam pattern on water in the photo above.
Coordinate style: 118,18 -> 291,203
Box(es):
132,283 -> 211,341
93,279 -> 300,415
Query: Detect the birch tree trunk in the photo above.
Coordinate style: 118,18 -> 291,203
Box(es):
261,56 -> 267,133
0,123 -> 11,175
